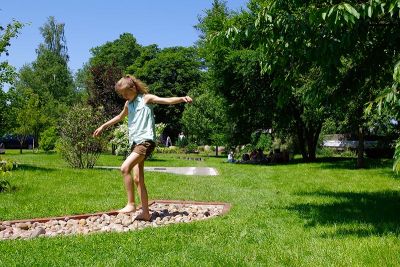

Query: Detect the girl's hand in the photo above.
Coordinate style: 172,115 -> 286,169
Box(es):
93,126 -> 104,137
182,96 -> 193,103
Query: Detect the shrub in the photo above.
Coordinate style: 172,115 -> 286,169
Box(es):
176,136 -> 188,148
0,179 -> 12,193
57,104 -> 105,168
40,126 -> 58,151
256,133 -> 272,151
185,143 -> 198,153
0,157 -> 17,193
110,118 -> 130,157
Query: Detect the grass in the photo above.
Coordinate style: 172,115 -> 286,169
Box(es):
0,149 -> 400,266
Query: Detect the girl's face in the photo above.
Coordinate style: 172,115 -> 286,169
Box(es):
119,87 -> 137,101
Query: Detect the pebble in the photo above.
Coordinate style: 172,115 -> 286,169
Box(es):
0,203 -> 225,240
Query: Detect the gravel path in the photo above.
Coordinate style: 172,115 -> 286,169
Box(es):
0,202 -> 226,240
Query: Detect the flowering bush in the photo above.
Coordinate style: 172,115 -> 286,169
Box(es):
110,120 -> 166,157
110,118 -> 130,157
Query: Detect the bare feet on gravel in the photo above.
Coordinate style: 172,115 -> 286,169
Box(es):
135,212 -> 151,221
118,203 -> 136,213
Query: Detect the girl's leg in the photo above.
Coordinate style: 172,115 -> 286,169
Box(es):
119,151 -> 145,213
134,161 -> 151,221
133,164 -> 141,200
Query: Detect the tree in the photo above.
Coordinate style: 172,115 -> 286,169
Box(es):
0,19 -> 24,87
134,46 -> 202,139
202,0 -> 400,165
38,16 -> 69,62
13,89 -> 44,153
182,76 -> 229,146
85,33 -> 141,118
86,62 -> 124,118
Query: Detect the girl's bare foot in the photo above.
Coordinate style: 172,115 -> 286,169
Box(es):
118,203 -> 136,213
135,212 -> 151,221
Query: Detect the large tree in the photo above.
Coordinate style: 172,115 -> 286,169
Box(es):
85,33 -> 141,118
134,46 -> 202,139
200,0 -> 400,165
196,1 -> 275,147
0,19 -> 24,87
9,17 -> 75,145
0,19 -> 24,136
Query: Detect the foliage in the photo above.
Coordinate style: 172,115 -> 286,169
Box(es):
185,143 -> 199,153
200,0 -> 400,166
0,157 -> 17,193
110,118 -> 129,157
86,33 -> 140,118
57,104 -> 105,168
182,78 -> 229,145
86,62 -> 124,118
134,46 -> 202,138
40,126 -> 58,151
255,132 -> 273,151
5,17 -> 76,147
0,19 -> 24,86
176,135 -> 188,148
155,122 -> 166,145
38,16 -> 69,62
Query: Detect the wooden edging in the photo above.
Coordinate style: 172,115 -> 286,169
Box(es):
0,200 -> 231,224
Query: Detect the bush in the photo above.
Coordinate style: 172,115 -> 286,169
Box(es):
110,118 -> 130,157
176,136 -> 188,148
57,104 -> 105,168
256,133 -> 272,151
0,179 -> 12,193
0,157 -> 17,193
40,126 -> 58,151
185,143 -> 198,153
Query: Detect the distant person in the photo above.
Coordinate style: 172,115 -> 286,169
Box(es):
0,143 -> 4,154
93,74 -> 192,221
250,150 -> 258,161
165,136 -> 172,147
227,151 -> 235,163
178,132 -> 185,141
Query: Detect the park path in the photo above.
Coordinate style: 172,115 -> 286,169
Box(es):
94,166 -> 218,176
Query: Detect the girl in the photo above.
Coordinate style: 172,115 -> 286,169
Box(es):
93,75 -> 192,221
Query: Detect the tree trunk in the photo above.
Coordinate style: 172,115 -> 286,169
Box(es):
215,145 -> 219,157
306,124 -> 322,162
357,126 -> 365,169
295,118 -> 308,160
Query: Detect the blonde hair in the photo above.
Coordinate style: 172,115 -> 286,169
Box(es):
115,74 -> 149,95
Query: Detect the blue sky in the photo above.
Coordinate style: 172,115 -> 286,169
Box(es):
1,1 -> 248,75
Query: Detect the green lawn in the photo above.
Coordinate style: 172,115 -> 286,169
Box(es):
1,150 -> 400,266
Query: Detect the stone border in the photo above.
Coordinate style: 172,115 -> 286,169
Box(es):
0,200 -> 231,225
0,200 -> 231,240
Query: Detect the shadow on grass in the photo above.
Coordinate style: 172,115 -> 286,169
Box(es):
17,164 -> 56,172
286,157 -> 393,171
147,158 -> 167,162
288,190 -> 400,236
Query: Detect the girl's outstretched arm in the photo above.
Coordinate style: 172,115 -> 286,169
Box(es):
144,94 -> 192,105
93,101 -> 128,137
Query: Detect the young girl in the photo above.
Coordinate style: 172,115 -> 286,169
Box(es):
93,75 -> 192,221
